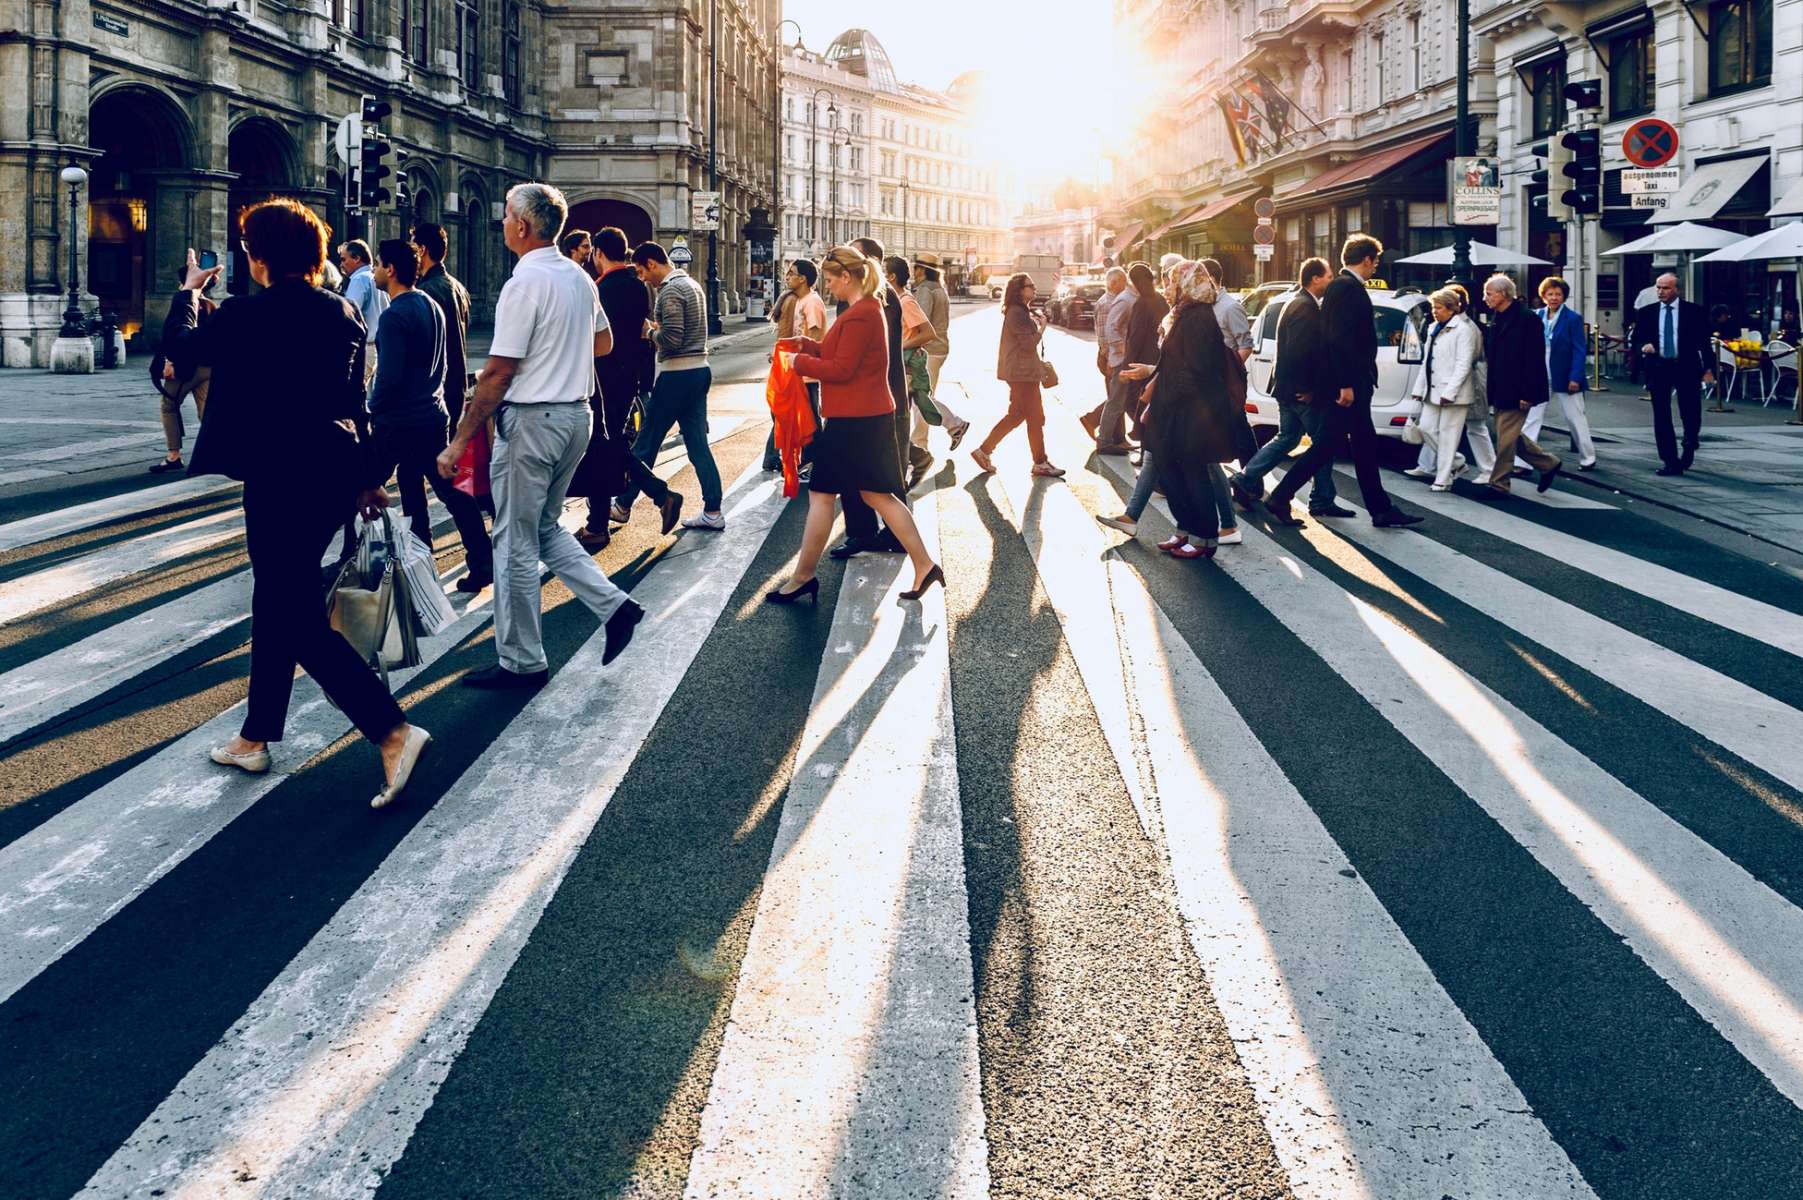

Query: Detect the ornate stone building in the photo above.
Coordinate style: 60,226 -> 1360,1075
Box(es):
0,0 -> 555,365
0,0 -> 780,366
541,0 -> 779,315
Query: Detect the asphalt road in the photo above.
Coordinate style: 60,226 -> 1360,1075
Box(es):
3,303 -> 1803,1198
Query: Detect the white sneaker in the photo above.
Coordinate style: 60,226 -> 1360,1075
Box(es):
1403,466 -> 1433,479
1217,528 -> 1243,545
681,511 -> 726,532
1430,482 -> 1452,492
1451,453 -> 1467,472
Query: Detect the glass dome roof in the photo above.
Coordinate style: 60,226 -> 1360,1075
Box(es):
824,29 -> 900,93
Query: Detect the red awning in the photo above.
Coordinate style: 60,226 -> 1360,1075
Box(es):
1162,191 -> 1256,235
1281,132 -> 1450,203
1113,220 -> 1147,252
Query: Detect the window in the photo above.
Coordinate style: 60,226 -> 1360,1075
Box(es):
784,134 -> 795,160
1607,24 -> 1655,117
587,51 -> 627,86
502,1 -> 521,102
401,0 -> 428,63
1523,55 -> 1567,139
1407,14 -> 1422,90
784,98 -> 793,120
1710,0 -> 1773,93
1339,49 -> 1354,110
851,113 -> 863,134
331,0 -> 364,36
1373,32 -> 1386,100
455,0 -> 479,86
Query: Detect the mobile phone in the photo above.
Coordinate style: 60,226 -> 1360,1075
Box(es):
198,249 -> 219,269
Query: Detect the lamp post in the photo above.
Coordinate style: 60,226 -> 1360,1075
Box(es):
59,165 -> 89,339
809,88 -> 835,252
704,0 -> 723,335
900,176 -> 911,261
776,20 -> 803,262
828,125 -> 851,248
1448,0 -> 1473,296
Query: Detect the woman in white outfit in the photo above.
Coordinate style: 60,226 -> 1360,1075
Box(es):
1409,287 -> 1483,490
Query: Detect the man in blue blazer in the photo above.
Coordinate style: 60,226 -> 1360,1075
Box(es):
1630,272 -> 1716,475
1530,276 -> 1597,470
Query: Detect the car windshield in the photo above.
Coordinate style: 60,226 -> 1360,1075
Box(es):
1258,298 -> 1289,342
1382,302 -> 1431,363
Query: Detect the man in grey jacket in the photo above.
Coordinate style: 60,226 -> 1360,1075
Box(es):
612,241 -> 726,531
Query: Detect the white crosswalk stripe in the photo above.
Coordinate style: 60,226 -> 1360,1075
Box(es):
5,380 -> 1803,1200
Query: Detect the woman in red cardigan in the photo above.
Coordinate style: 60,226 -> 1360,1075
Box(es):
768,245 -> 942,604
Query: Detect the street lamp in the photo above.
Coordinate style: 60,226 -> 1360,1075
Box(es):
809,88 -> 835,251
776,20 -> 803,260
59,165 -> 89,339
1449,0 -> 1473,296
829,125 -> 851,248
705,0 -> 723,335
899,176 -> 911,262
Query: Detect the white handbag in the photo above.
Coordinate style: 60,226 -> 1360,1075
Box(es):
1400,418 -> 1425,445
327,513 -> 421,683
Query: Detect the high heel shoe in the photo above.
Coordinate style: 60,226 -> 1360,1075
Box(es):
765,577 -> 819,604
900,564 -> 944,601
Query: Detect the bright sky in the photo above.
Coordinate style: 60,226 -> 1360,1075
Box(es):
781,0 -> 1132,193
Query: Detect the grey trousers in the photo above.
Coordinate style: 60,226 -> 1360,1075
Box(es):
491,400 -> 631,674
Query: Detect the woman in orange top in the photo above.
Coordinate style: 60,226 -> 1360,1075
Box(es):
769,245 -> 943,604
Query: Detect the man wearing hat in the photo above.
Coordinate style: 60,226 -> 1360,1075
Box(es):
907,253 -> 972,482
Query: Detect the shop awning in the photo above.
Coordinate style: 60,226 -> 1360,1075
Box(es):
1280,132 -> 1450,204
1651,155 -> 1765,223
1156,192 -> 1255,238
1770,176 -> 1803,218
1112,220 -> 1147,254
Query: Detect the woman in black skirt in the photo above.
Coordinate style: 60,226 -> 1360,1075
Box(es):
768,245 -> 942,603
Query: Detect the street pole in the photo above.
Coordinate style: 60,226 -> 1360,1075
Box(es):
705,0 -> 723,335
808,89 -> 834,252
1449,0 -> 1473,298
59,166 -> 88,338
829,125 -> 849,248
777,20 -> 801,266
901,177 -> 910,262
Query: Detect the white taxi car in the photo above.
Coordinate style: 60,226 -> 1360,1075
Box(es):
1244,285 -> 1432,441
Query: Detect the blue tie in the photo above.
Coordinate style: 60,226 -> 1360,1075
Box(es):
1662,304 -> 1676,359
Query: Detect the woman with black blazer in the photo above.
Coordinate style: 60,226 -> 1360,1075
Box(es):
970,274 -> 1064,478
1118,262 -> 1239,559
160,200 -> 430,809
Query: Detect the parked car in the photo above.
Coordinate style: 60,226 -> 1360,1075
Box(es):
1048,279 -> 1108,328
1244,286 -> 1432,441
1237,280 -> 1296,319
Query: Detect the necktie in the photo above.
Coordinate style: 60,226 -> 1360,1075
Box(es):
1663,304 -> 1676,359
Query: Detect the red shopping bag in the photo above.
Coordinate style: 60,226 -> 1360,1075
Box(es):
453,423 -> 492,498
767,346 -> 816,498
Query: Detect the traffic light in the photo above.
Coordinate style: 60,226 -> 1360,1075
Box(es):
1560,127 -> 1602,215
1531,139 -> 1573,222
357,95 -> 393,210
1563,79 -> 1603,110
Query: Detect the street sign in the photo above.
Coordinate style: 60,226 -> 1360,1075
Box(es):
1253,196 -> 1276,221
1631,194 -> 1671,210
1621,166 -> 1681,194
1622,118 -> 1679,169
333,114 -> 360,166
1253,243 -> 1275,261
670,236 -> 693,266
1252,224 -> 1276,245
1450,157 -> 1503,226
690,191 -> 721,231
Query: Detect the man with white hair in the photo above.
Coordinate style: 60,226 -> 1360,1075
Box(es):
438,181 -> 644,688
1481,272 -> 1560,496
1081,266 -> 1137,453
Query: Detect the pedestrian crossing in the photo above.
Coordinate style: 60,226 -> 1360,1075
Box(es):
3,370 -> 1803,1198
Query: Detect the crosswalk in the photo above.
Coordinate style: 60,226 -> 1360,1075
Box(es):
4,355 -> 1803,1198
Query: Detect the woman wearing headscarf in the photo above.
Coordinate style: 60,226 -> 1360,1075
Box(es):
1116,261 -> 1240,559
971,273 -> 1064,478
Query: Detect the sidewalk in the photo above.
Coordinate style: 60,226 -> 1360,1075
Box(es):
1541,378 -> 1803,555
0,323 -> 774,489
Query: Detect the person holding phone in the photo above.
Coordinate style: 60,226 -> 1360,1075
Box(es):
148,253 -> 218,474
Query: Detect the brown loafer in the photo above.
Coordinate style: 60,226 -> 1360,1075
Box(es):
576,526 -> 610,551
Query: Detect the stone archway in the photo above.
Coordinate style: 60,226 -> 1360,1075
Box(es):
566,197 -> 655,250
88,83 -> 196,339
227,116 -> 301,295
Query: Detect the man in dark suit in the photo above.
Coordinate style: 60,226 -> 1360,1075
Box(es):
410,222 -> 471,436
1230,256 -> 1349,516
1481,272 -> 1560,497
1263,235 -> 1422,529
1631,272 -> 1715,475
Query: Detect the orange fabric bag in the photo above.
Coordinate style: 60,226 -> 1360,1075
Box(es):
767,342 -> 817,498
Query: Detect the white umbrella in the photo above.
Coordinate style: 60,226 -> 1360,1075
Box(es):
1602,221 -> 1745,256
1693,223 -> 1803,263
1393,240 -> 1552,266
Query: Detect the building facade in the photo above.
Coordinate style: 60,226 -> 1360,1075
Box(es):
1108,0 -> 1801,332
541,0 -> 779,316
779,32 -> 1008,289
0,0 -> 553,366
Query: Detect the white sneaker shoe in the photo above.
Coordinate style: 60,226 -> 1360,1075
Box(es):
681,511 -> 727,532
1451,453 -> 1467,472
1217,528 -> 1243,545
210,743 -> 271,774
1403,466 -> 1433,479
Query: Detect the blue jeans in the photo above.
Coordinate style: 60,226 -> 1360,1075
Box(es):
1125,448 -> 1236,529
1236,399 -> 1338,510
616,366 -> 722,512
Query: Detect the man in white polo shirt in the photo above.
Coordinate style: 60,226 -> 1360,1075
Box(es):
438,181 -> 644,688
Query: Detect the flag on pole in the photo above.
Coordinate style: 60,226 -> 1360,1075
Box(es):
1248,73 -> 1292,151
